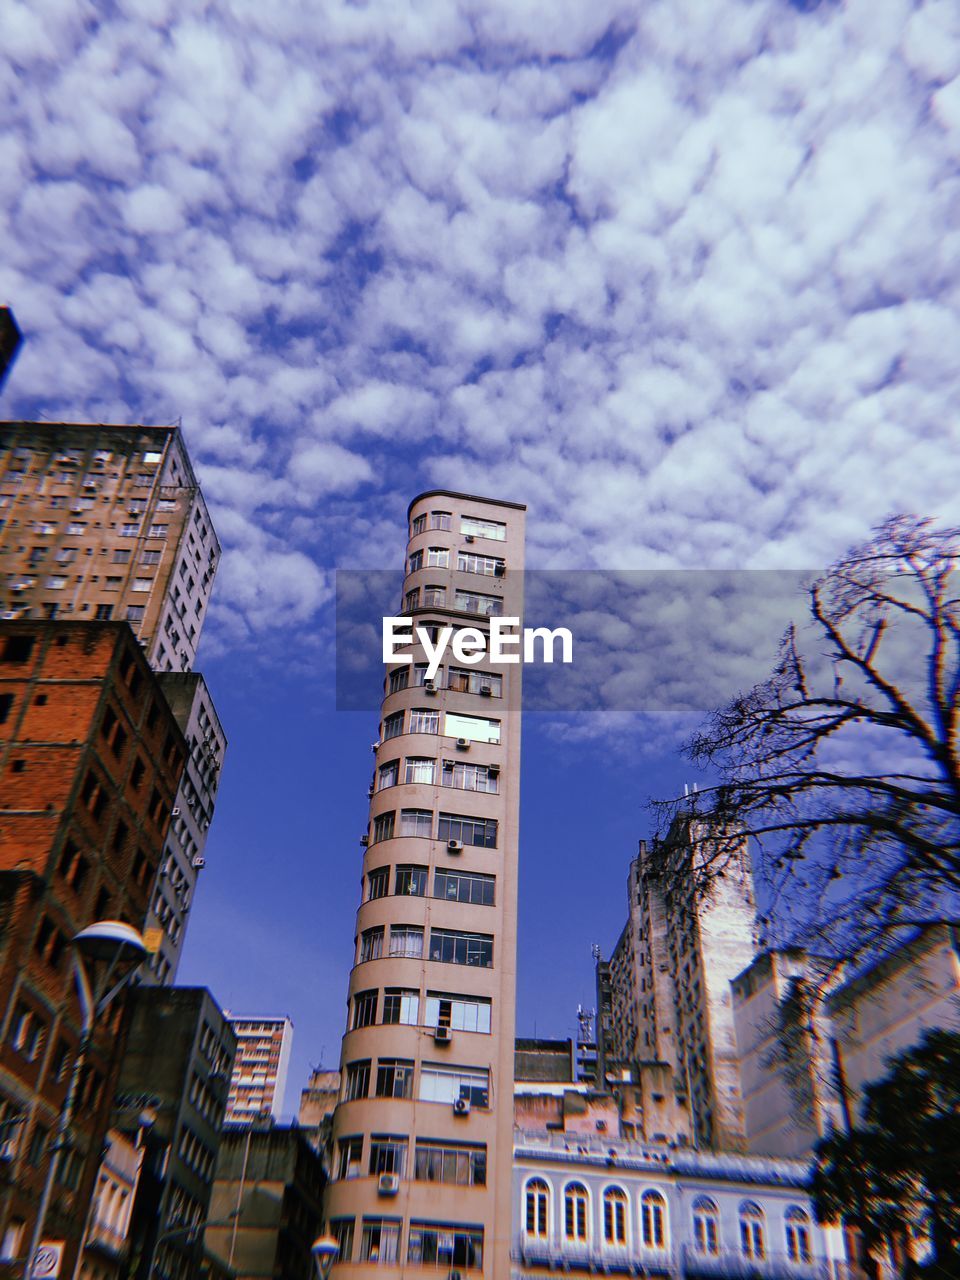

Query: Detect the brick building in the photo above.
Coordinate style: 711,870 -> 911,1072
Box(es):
0,620 -> 186,1277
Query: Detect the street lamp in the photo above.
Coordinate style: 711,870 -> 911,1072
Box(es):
23,921 -> 147,1280
311,1235 -> 339,1280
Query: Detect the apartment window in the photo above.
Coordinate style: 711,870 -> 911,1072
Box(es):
454,589 -> 502,617
9,1005 -> 44,1061
458,551 -> 504,576
408,1222 -> 483,1269
395,865 -> 428,896
377,760 -> 399,790
425,992 -> 491,1034
132,578 -> 153,592
603,1187 -> 628,1246
0,694 -> 12,724
370,1135 -> 408,1177
692,1197 -> 719,1256
565,1183 -> 589,1242
408,550 -> 423,573
446,668 -> 502,698
415,1140 -> 486,1188
372,812 -> 395,843
147,524 -> 168,538
409,708 -> 439,735
526,1179 -> 549,1237
95,605 -> 113,620
404,757 -> 436,785
388,667 -> 409,694
389,925 -> 424,959
45,576 -> 67,590
375,1059 -> 414,1099
418,1063 -> 489,1108
383,711 -> 404,740
785,1207 -> 812,1264
359,928 -> 384,963
399,808 -> 432,838
126,606 -> 145,622
411,514 -> 427,536
368,869 -> 389,900
54,547 -> 77,563
437,812 -> 497,848
382,988 -> 419,1025
441,759 -> 498,792
104,576 -> 122,591
120,524 -> 139,537
404,588 -> 420,611
134,473 -> 152,487
1,636 -> 34,663
343,1061 -> 370,1101
112,549 -> 131,563
143,451 -> 162,464
337,1136 -> 363,1179
434,869 -> 495,907
429,511 -> 452,530
461,515 -> 506,540
642,1190 -> 668,1249
360,1219 -> 400,1264
422,585 -> 446,607
331,1219 -> 354,1263
429,929 -> 493,968
443,712 -> 500,743
426,547 -> 449,568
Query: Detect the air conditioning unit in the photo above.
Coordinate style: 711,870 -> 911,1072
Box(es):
377,1173 -> 400,1196
371,742 -> 381,753
595,1119 -> 607,1132
446,839 -> 463,854
479,685 -> 492,697
487,763 -> 500,776
453,1097 -> 471,1116
433,1025 -> 452,1044
360,835 -> 370,847
424,680 -> 437,694
192,857 -> 206,869
464,535 -> 475,543
494,563 -> 505,577
455,737 -> 469,750
172,807 -> 181,817
367,785 -> 375,799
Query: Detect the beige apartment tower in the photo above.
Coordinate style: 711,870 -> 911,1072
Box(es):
325,491 -> 525,1278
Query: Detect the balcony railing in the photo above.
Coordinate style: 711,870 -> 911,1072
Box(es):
679,1245 -> 832,1280
511,1238 -> 833,1280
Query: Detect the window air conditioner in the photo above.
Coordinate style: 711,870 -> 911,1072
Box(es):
464,535 -> 475,543
494,563 -> 505,577
595,1119 -> 607,1131
367,786 -> 375,799
424,680 -> 437,694
371,742 -> 381,753
377,1173 -> 400,1196
453,1097 -> 470,1116
455,737 -> 469,750
487,763 -> 500,775
360,835 -> 370,847
192,857 -> 206,869
479,685 -> 492,696
433,1025 -> 452,1044
446,839 -> 463,854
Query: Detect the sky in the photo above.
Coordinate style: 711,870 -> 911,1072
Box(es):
2,0 -> 960,1114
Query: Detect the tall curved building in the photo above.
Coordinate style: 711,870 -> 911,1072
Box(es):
325,490 -> 525,1278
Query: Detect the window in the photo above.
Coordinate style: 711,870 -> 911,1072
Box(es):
441,759 -> 498,792
415,1140 -> 486,1187
426,547 -> 449,568
360,1219 -> 400,1264
126,605 -> 145,622
120,524 -> 139,537
140,549 -> 162,565
564,1184 -> 589,1242
9,1005 -> 44,1061
147,524 -> 168,538
437,812 -> 497,849
447,668 -> 502,698
143,451 -> 162,464
1,636 -> 34,663
373,812 -> 395,842
383,711 -> 404,740
434,869 -> 495,906
692,1197 -> 719,1256
423,585 -> 446,607
370,1135 -> 408,1177
408,549 -> 424,573
132,578 -> 153,592
461,514 -> 506,540
360,928 -> 384,963
409,708 -> 440,735
604,1187 -> 628,1246
454,589 -> 502,617
112,549 -> 132,563
375,1059 -> 414,1099
378,760 -> 399,790
331,1219 -> 354,1263
389,925 -> 424,958
388,667 -> 409,694
443,712 -> 500,743
739,1202 -> 764,1261
408,1222 -> 483,1269
526,1178 -> 549,1237
430,511 -> 452,530
411,514 -> 427,536
425,992 -> 491,1034
429,929 -> 493,968
404,588 -> 420,611
343,1061 -> 370,1102
105,576 -> 122,591
0,1220 -> 24,1263
418,1063 -> 489,1108
642,1190 -> 667,1249
395,865 -> 428,896
458,551 -> 504,576
45,576 -> 67,590
399,808 -> 432,838
95,605 -> 113,620
404,757 -> 436,785
785,1206 -> 812,1264
54,547 -> 77,563
368,869 -> 390,900
382,989 -> 419,1025
0,694 -> 12,724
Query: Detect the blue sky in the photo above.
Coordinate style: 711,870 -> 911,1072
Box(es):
3,0 -> 960,1112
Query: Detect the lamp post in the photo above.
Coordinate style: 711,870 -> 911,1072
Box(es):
22,921 -> 146,1280
311,1235 -> 339,1280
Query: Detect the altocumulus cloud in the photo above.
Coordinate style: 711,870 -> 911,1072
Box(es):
2,0 -> 960,657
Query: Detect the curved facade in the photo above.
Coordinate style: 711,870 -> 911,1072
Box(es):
326,491 -> 525,1278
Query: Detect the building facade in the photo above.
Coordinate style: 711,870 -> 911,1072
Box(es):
225,1015 -> 294,1123
0,421 -> 219,672
324,490 -> 526,1278
0,620 -> 187,1278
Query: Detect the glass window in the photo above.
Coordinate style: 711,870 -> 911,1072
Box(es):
373,812 -> 395,843
370,1135 -> 408,1177
429,511 -> 452,530
446,668 -> 502,698
692,1197 -> 719,1256
411,514 -> 427,536
443,712 -> 500,743
425,992 -> 491,1034
359,928 -> 384,963
337,1136 -> 363,1179
461,515 -> 506,541
418,1063 -> 489,1108
132,578 -> 153,592
331,1219 -> 354,1263
785,1207 -> 812,1264
434,869 -> 495,906
389,925 -> 424,958
410,708 -> 440,735
395,865 -> 428,896
388,667 -> 409,694
454,589 -> 503,617
437,812 -> 497,848
404,588 -> 420,611
382,989 -> 419,1025
343,1061 -> 370,1101
408,1222 -> 483,1269
526,1178 -> 549,1238
423,585 -> 446,607
441,759 -> 498,792
378,760 -> 399,790
426,547 -> 449,568
642,1190 -> 667,1249
368,869 -> 390,900
458,551 -> 504,576
383,711 -> 404,739
414,1141 -> 486,1187
428,929 -> 493,968
375,1059 -> 414,1099
404,757 -> 436,785
352,990 -> 377,1029
408,550 -> 423,573
565,1184 -> 589,1242
399,808 -> 432,838
739,1202 -> 764,1260
604,1187 -> 628,1246
360,1219 -> 400,1264
120,524 -> 139,537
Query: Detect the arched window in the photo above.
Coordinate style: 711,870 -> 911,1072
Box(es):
525,1179 -> 549,1239
564,1183 -> 589,1242
785,1206 -> 812,1263
692,1196 -> 719,1256
739,1202 -> 765,1261
641,1190 -> 667,1249
603,1187 -> 628,1246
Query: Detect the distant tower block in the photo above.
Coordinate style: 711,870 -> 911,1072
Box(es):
0,308 -> 23,391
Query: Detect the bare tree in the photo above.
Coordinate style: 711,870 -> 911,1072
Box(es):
653,515 -> 960,956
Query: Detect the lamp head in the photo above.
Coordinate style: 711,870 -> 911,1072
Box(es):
311,1236 -> 339,1280
73,920 -> 147,965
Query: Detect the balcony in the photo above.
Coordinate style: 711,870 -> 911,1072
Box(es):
679,1245 -> 831,1280
513,1236 -> 668,1274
